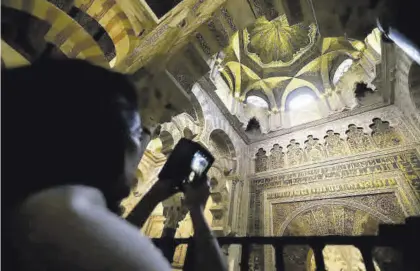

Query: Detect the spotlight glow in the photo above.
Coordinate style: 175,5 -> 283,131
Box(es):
246,96 -> 269,109
288,94 -> 315,110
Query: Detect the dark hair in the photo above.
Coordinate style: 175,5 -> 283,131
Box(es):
2,59 -> 139,208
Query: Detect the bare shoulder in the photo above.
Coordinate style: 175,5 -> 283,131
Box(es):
15,185 -> 109,244
15,185 -> 172,271
19,185 -> 107,215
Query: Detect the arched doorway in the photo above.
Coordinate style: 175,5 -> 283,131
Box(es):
274,203 -> 399,271
209,129 -> 237,173
307,245 -> 381,271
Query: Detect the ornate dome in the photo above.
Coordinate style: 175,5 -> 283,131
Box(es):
246,16 -> 314,64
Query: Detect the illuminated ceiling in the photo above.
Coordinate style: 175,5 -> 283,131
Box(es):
1,0 -> 385,135
218,16 -> 380,114
0,0 -> 232,128
245,15 -> 316,65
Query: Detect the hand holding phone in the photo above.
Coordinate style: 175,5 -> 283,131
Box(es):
158,138 -> 214,189
183,177 -> 210,211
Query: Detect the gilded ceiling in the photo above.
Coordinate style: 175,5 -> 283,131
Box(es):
219,15 -> 381,114
1,0 -> 385,134
245,15 -> 315,65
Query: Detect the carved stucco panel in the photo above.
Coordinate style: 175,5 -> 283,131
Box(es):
259,170 -> 420,271
250,106 -> 406,156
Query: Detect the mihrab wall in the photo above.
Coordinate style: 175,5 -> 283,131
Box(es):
244,105 -> 420,270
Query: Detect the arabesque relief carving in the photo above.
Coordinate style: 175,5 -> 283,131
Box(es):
370,118 -> 403,148
304,135 -> 324,162
266,179 -> 398,200
324,130 -> 348,157
269,144 -> 284,170
346,124 -> 374,154
286,139 -> 304,166
280,203 -> 383,237
253,150 -> 420,194
258,164 -> 420,270
265,192 -> 408,271
255,148 -> 268,173
249,149 -> 420,238
253,118 -> 405,173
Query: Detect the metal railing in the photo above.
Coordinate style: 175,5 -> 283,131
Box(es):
152,217 -> 420,271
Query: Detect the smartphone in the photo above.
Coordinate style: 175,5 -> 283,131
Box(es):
158,138 -> 214,187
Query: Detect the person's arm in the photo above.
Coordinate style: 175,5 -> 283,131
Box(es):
126,180 -> 179,228
14,185 -> 172,271
184,181 -> 228,271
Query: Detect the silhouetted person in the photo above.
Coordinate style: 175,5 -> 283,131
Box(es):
2,59 -> 227,271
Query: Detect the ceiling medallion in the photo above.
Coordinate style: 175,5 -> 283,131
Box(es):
244,15 -> 317,68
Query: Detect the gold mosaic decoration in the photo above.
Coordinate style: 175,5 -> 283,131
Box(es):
220,20 -> 364,111
245,15 -> 314,64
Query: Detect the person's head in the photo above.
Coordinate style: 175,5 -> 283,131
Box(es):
3,59 -> 150,212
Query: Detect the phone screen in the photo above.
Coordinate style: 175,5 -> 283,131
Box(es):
158,138 -> 214,186
191,151 -> 209,175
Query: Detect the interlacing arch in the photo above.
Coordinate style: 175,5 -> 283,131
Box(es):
2,0 -> 139,68
2,0 -> 108,67
198,102 -> 241,165
159,113 -> 239,175
73,0 -> 137,66
158,112 -> 203,154
1,39 -> 30,68
159,122 -> 180,155
156,107 -> 238,236
172,113 -> 202,140
208,129 -> 237,174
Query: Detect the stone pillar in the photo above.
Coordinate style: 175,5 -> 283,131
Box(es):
280,109 -> 290,128
231,98 -> 244,117
269,111 -> 282,130
381,41 -> 396,104
238,179 -> 248,237
228,178 -> 239,232
227,177 -> 246,236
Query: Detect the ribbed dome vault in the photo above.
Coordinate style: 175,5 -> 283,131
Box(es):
246,15 -> 312,64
